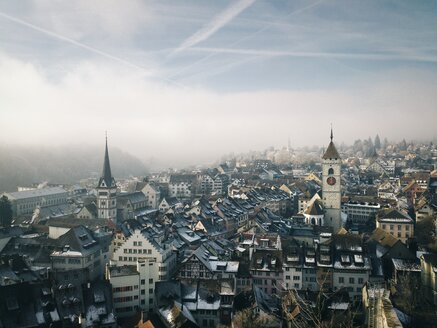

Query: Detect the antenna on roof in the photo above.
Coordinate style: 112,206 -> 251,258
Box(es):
330,124 -> 333,141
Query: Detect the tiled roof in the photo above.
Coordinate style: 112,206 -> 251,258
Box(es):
322,141 -> 340,160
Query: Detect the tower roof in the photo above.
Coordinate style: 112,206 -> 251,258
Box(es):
322,127 -> 341,159
98,136 -> 116,188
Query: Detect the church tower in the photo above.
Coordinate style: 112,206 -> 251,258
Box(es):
322,128 -> 342,231
97,135 -> 117,221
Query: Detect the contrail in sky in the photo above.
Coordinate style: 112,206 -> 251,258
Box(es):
171,0 -> 256,55
168,0 -> 324,79
0,11 -> 186,88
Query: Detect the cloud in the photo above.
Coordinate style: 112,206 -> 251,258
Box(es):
172,0 -> 256,55
0,11 -> 157,77
0,54 -> 436,168
29,0 -> 155,41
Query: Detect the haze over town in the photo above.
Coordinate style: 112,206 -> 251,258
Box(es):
1,0 -> 437,167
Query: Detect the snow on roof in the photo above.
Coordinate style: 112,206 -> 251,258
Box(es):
197,297 -> 220,310
328,302 -> 349,311
391,258 -> 421,272
51,250 -> 83,257
36,311 -> 45,324
4,187 -> 67,200
50,310 -> 60,322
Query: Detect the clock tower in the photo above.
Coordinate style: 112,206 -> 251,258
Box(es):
322,128 -> 342,231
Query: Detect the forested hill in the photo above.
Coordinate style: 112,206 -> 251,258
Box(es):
0,144 -> 147,192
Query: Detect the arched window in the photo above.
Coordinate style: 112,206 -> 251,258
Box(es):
328,168 -> 334,175
311,218 -> 316,225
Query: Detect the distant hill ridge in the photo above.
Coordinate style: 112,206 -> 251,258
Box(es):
0,144 -> 147,192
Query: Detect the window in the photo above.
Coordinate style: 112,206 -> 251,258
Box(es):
339,277 -> 344,283
149,288 -> 153,294
390,225 -> 394,230
349,277 -> 354,284
293,276 -> 300,281
406,225 -> 410,231
141,279 -> 145,285
328,168 -> 334,175
141,289 -> 145,295
149,279 -> 153,284
358,278 -> 364,284
397,232 -> 401,238
382,224 -> 386,229
286,275 -> 290,280
398,225 -> 401,230
133,241 -> 137,246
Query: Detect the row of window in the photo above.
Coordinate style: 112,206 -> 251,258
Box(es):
115,306 -> 133,313
123,248 -> 152,254
285,275 -> 300,281
113,286 -> 134,293
18,197 -> 66,210
119,256 -> 156,263
382,224 -> 410,231
114,296 -> 133,303
338,277 -> 364,284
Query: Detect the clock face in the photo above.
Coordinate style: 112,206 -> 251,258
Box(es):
327,176 -> 336,186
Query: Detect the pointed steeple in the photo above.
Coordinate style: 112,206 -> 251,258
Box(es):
322,126 -> 340,159
98,133 -> 115,188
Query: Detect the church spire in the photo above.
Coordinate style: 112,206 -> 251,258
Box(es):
98,133 -> 115,188
322,125 -> 340,160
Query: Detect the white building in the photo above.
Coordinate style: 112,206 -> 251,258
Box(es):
283,254 -> 303,290
2,187 -> 68,217
342,201 -> 380,224
141,182 -> 161,209
111,229 -> 177,312
106,265 -> 140,318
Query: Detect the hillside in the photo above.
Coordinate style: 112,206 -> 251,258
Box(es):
0,144 -> 148,192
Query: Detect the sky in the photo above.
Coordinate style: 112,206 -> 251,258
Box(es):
0,0 -> 436,167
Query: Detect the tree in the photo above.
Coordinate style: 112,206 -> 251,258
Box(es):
415,215 -> 437,250
231,308 -> 264,328
374,134 -> 381,150
0,195 -> 13,227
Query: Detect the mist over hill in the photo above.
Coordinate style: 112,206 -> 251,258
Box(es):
0,144 -> 147,192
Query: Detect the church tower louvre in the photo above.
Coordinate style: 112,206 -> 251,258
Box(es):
322,127 -> 342,232
96,135 -> 117,221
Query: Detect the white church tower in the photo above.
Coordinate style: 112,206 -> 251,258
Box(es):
322,128 -> 342,232
96,135 -> 117,221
